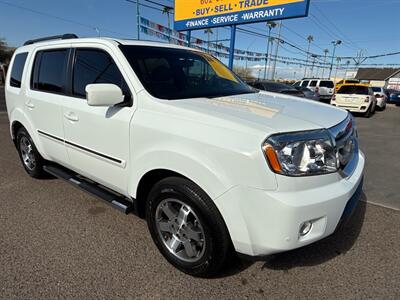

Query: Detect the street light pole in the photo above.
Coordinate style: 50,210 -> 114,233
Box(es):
329,40 -> 342,79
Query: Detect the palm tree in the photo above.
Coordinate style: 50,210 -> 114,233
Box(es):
304,35 -> 314,77
334,57 -> 342,81
322,48 -> 329,78
162,6 -> 173,43
204,28 -> 213,53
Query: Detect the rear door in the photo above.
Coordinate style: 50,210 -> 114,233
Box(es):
25,46 -> 70,164
318,80 -> 334,97
61,45 -> 135,195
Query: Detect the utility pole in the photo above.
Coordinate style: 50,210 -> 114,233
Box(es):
263,21 -> 276,80
270,21 -> 282,81
329,40 -> 342,78
304,35 -> 314,78
136,0 -> 140,40
321,49 -> 329,78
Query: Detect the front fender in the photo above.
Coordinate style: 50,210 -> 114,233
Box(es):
128,150 -> 230,201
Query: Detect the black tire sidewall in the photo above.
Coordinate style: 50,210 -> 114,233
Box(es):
146,177 -> 231,277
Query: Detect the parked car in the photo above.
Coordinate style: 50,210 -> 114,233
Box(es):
371,87 -> 387,110
5,35 -> 365,277
331,84 -> 377,117
335,79 -> 360,92
387,89 -> 400,105
294,78 -> 335,101
294,86 -> 319,101
248,80 -> 305,98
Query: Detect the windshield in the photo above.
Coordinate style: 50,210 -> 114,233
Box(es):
320,81 -> 334,88
119,45 -> 254,100
338,85 -> 369,95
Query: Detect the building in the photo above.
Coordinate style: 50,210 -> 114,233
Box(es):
355,68 -> 400,90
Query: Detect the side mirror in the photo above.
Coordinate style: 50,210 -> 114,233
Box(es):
86,84 -> 124,107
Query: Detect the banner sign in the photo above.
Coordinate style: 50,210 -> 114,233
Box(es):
174,0 -> 310,31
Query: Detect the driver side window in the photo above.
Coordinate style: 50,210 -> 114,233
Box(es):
72,48 -> 131,103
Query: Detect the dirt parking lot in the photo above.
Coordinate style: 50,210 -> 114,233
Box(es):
0,91 -> 399,299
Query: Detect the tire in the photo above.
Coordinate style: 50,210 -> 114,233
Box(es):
16,127 -> 46,178
146,177 -> 232,277
364,105 -> 373,118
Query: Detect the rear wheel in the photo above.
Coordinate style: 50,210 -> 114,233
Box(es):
146,177 -> 232,277
364,105 -> 373,118
16,128 -> 46,178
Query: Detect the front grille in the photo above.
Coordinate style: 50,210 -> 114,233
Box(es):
329,114 -> 358,171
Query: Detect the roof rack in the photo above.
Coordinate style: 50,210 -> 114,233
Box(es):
24,34 -> 78,46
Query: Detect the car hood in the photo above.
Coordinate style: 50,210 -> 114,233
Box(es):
165,91 -> 348,135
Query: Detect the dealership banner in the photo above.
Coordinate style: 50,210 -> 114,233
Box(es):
174,0 -> 310,31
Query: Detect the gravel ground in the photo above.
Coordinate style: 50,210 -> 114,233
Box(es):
0,99 -> 399,299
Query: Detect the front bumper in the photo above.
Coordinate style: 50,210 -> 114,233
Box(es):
215,150 -> 365,257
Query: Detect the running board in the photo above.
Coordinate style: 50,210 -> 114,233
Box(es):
43,165 -> 134,214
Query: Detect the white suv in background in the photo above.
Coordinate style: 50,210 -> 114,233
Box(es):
5,34 -> 365,277
372,87 -> 387,110
295,79 -> 335,101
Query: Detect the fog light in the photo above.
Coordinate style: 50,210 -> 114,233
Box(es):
300,221 -> 313,236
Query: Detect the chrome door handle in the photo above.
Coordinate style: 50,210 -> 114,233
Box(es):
64,112 -> 79,122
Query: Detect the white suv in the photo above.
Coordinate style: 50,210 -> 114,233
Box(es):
5,35 -> 365,277
295,79 -> 335,101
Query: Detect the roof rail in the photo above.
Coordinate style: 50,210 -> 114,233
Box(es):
24,34 -> 78,46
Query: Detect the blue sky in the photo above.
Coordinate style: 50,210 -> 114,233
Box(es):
1,0 -> 400,79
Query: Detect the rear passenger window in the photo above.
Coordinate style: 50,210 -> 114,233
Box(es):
32,49 -> 68,93
72,49 -> 130,101
309,80 -> 318,87
10,53 -> 28,88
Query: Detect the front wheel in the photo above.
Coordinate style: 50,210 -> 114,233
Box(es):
146,177 -> 232,277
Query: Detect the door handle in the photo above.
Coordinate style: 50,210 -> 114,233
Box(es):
64,112 -> 79,122
25,101 -> 35,109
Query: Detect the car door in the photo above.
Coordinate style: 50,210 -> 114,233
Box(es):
25,46 -> 70,165
61,46 -> 135,195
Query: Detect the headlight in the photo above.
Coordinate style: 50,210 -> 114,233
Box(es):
263,129 -> 338,176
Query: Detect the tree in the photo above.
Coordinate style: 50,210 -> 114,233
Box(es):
0,38 -> 14,64
162,6 -> 173,42
233,66 -> 255,81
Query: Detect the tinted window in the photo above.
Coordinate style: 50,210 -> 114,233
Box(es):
320,81 -> 334,88
345,80 -> 359,84
301,81 -> 309,87
262,82 -> 296,92
338,86 -> 369,95
73,49 -> 130,100
372,87 -> 381,92
119,45 -> 254,100
32,49 -> 68,93
10,53 -> 28,88
309,80 -> 318,87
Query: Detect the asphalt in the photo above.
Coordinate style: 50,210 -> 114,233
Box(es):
0,89 -> 399,299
